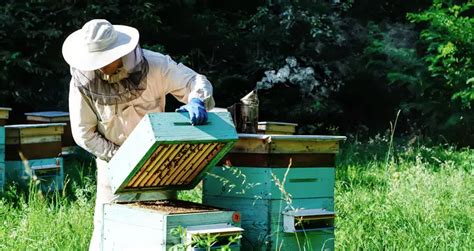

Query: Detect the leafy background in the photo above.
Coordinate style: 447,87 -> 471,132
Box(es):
0,0 -> 472,145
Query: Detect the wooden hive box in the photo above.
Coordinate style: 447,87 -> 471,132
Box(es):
257,121 -> 298,135
25,111 -> 75,150
203,134 -> 346,251
107,112 -> 238,194
0,107 -> 12,126
4,123 -> 65,192
102,200 -> 243,250
4,123 -> 65,160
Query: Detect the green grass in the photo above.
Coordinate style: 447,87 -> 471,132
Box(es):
0,157 -> 96,250
336,138 -> 473,250
0,139 -> 472,250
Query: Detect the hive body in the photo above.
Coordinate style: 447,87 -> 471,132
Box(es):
102,201 -> 241,250
203,134 -> 346,250
4,123 -> 65,192
25,111 -> 75,151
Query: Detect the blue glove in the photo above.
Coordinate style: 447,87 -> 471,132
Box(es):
176,98 -> 208,125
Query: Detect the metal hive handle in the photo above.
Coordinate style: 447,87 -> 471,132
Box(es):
173,122 -> 210,126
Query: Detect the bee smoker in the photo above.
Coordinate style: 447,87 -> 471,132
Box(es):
227,90 -> 259,133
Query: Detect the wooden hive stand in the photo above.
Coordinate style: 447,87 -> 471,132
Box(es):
203,133 -> 346,250
4,123 -> 66,192
102,112 -> 244,250
0,107 -> 12,192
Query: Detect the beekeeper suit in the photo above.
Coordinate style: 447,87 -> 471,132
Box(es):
62,19 -> 214,250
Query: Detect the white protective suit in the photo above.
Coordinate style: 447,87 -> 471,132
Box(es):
68,49 -> 215,250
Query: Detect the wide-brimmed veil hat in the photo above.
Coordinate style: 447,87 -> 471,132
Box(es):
62,19 -> 139,71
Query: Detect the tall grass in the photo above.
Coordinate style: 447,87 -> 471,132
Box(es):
336,137 -> 473,250
0,140 -> 472,250
0,157 -> 96,250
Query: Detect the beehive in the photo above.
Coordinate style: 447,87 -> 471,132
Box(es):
103,112 -> 242,250
25,111 -> 75,152
203,134 -> 346,250
0,107 -> 12,126
107,112 -> 238,194
4,123 -> 66,192
257,121 -> 298,135
0,107 -> 11,192
102,200 -> 242,250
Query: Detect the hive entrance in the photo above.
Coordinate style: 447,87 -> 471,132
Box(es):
126,142 -> 226,189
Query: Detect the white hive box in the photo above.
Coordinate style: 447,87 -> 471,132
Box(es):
102,112 -> 243,250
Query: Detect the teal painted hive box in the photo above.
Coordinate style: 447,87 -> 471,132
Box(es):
0,107 -> 11,192
5,157 -> 64,192
103,112 -> 243,250
102,200 -> 242,250
203,134 -> 346,251
4,123 -> 66,192
107,112 -> 238,194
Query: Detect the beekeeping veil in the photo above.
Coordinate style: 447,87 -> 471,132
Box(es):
62,19 -> 148,105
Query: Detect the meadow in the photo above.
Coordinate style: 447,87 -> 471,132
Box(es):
0,138 -> 472,250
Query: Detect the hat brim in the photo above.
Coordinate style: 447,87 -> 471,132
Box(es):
62,25 -> 139,71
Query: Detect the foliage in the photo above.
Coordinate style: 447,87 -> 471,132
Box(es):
0,0 -> 163,112
405,0 -> 474,143
408,0 -> 474,108
359,0 -> 474,144
226,1 -> 360,134
0,0 -> 473,144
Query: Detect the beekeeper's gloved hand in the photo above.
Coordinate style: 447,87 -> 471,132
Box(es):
176,98 -> 208,125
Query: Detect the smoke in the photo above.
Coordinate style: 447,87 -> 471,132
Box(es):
256,56 -> 341,100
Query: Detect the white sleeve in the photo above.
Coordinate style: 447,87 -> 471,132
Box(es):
68,80 -> 119,161
160,55 -> 215,110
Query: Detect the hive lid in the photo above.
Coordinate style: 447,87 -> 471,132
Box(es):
25,111 -> 70,122
108,112 -> 238,194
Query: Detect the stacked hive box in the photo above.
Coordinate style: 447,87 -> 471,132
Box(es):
4,123 -> 66,192
25,111 -> 75,154
203,134 -> 346,250
0,107 -> 12,192
102,112 -> 243,250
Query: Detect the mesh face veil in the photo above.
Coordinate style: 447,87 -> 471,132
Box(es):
71,46 -> 149,105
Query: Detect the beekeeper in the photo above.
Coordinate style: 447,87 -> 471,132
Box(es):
62,19 -> 215,250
